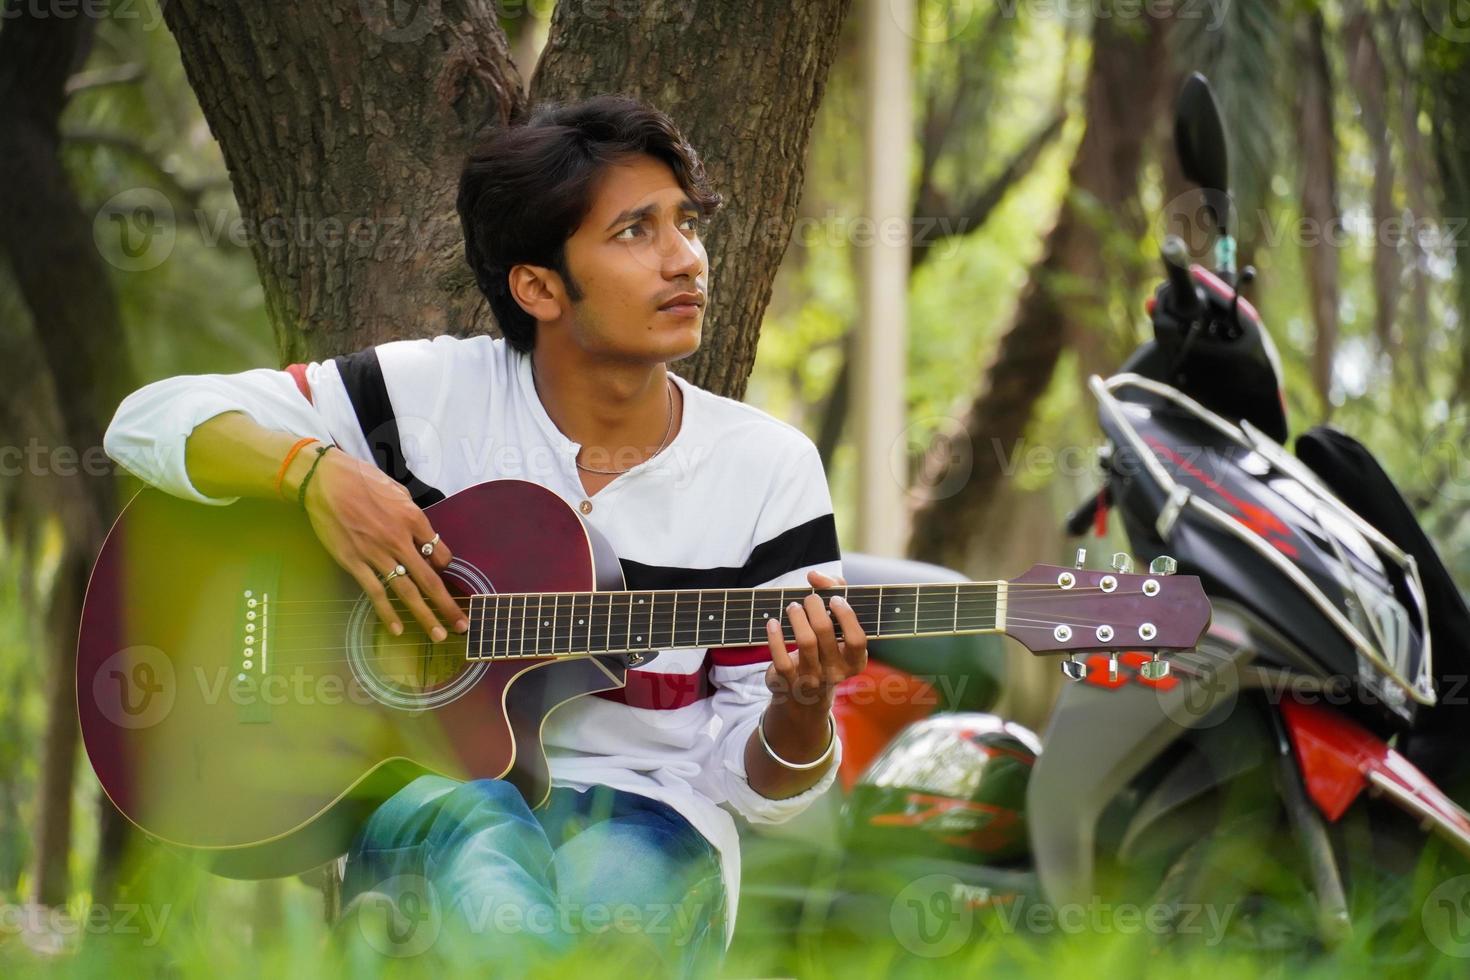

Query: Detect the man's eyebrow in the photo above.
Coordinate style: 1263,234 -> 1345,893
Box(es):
605,197 -> 700,231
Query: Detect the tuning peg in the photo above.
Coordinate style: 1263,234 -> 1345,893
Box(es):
1110,553 -> 1134,575
1139,652 -> 1172,680
1149,555 -> 1179,576
1074,548 -> 1088,569
1060,656 -> 1087,681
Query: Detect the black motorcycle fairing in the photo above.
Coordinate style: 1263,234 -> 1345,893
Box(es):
1296,426 -> 1470,687
1094,376 -> 1431,732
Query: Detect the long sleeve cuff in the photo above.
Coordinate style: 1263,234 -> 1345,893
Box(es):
103,369 -> 336,506
717,708 -> 842,825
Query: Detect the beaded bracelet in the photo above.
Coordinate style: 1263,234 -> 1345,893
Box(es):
757,706 -> 836,771
295,444 -> 334,507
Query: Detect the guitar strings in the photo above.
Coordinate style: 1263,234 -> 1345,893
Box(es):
255,590 -> 1166,639
234,613 -> 1161,670
257,580 -> 1138,607
231,606 -> 1173,668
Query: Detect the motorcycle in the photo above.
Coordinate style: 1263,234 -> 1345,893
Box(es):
732,73 -> 1470,963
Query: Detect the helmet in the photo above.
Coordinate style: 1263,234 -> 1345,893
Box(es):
842,713 -> 1040,864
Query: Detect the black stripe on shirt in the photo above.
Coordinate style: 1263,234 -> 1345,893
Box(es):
332,347 -> 446,508
617,513 -> 840,590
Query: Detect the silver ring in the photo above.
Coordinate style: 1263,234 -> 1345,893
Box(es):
420,533 -> 440,558
382,563 -> 407,584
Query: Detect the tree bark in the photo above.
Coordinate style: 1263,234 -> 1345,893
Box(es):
0,0 -> 132,906
906,11 -> 1169,571
158,0 -> 527,363
1345,10 -> 1398,357
1423,13 -> 1470,402
531,0 -> 854,399
1295,9 -> 1341,411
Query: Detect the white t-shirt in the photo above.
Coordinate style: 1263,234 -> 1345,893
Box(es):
103,334 -> 844,946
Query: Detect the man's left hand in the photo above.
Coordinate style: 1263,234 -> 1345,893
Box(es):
763,569 -> 868,712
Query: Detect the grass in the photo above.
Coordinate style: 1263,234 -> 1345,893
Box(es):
3,825 -> 1468,980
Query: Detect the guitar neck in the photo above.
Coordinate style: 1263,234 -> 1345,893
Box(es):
464,582 -> 1005,660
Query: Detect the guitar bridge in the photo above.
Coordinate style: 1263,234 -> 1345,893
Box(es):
233,555 -> 280,723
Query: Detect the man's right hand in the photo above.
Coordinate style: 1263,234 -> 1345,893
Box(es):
296,448 -> 468,641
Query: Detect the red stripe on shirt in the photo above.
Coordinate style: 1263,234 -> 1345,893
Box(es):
594,652 -> 715,709
711,642 -> 795,667
285,363 -> 312,404
591,641 -> 794,708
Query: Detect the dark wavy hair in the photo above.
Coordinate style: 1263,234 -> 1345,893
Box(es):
456,95 -> 723,353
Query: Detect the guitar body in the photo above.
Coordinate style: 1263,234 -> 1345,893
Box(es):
77,480 -> 630,879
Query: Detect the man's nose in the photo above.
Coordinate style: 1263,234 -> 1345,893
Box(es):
660,226 -> 705,278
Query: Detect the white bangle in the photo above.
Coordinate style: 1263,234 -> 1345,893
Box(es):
758,706 -> 836,771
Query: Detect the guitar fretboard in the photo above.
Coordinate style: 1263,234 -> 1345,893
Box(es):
464,583 -> 1004,660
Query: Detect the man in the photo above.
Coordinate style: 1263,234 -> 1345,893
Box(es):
103,95 -> 866,972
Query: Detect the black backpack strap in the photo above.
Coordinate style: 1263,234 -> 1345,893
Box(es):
332,347 -> 446,508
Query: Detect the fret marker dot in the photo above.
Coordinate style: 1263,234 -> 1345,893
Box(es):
636,635 -> 643,642
895,607 -> 902,613
762,613 -> 770,618
578,619 -> 584,625
638,599 -> 645,604
707,614 -> 714,620
543,621 -> 549,626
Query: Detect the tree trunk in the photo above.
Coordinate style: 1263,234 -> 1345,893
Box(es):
158,0 -> 528,363
1423,14 -> 1470,401
0,0 -> 131,906
906,11 -> 1169,572
1345,10 -> 1398,357
1295,9 -> 1341,412
531,0 -> 854,399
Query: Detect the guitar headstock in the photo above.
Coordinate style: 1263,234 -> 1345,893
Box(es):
1001,554 -> 1211,668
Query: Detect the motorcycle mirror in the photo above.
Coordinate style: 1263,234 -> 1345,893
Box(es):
1174,73 -> 1230,236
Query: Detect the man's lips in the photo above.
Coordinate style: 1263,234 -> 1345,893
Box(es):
657,292 -> 705,313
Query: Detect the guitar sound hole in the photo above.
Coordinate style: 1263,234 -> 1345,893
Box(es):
346,558 -> 491,710
366,622 -> 472,695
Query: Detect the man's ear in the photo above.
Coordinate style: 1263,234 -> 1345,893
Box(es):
508,264 -> 565,323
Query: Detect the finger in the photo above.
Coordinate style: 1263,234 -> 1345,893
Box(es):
410,512 -> 454,572
786,600 -> 820,684
402,547 -> 467,631
829,594 -> 867,672
351,562 -> 401,635
375,558 -> 447,641
802,591 -> 841,673
430,539 -> 454,573
765,616 -> 796,694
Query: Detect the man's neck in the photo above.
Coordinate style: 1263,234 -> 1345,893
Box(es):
529,346 -> 680,457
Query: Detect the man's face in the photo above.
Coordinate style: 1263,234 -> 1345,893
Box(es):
554,154 -> 710,363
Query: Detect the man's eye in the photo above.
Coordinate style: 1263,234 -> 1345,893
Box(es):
614,224 -> 644,240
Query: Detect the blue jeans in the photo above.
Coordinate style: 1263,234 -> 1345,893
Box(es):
340,775 -> 726,975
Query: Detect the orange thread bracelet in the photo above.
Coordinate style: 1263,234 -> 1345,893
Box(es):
274,436 -> 319,499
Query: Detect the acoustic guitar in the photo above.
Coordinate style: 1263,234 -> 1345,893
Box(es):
76,479 -> 1210,878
